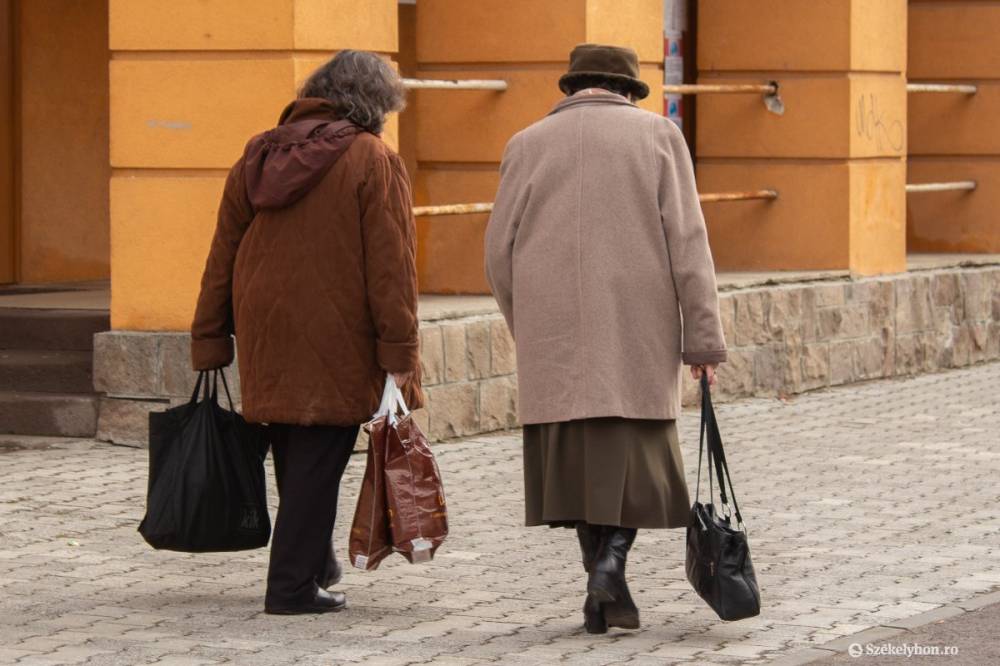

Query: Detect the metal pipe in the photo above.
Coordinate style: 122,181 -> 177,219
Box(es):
905,181 -> 977,194
663,83 -> 778,95
402,78 -> 508,91
907,83 -> 978,94
699,190 -> 779,203
412,191 -> 779,216
412,203 -> 495,217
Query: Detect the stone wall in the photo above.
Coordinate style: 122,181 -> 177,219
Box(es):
684,265 -> 1000,406
94,264 -> 1000,446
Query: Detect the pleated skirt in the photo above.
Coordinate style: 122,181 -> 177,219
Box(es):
522,417 -> 691,529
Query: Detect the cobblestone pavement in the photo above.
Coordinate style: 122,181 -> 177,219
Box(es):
1,362 -> 999,665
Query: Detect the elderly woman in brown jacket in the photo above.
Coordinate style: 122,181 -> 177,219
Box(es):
191,51 -> 421,615
485,44 -> 727,633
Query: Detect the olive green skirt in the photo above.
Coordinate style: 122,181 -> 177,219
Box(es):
523,417 -> 691,529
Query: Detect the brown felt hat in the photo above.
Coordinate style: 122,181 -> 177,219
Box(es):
558,43 -> 650,100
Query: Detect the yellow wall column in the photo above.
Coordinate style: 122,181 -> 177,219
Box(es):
413,0 -> 663,293
108,0 -> 398,330
908,0 -> 1000,253
696,0 -> 908,275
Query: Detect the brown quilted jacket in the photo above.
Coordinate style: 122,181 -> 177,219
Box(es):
191,98 -> 423,426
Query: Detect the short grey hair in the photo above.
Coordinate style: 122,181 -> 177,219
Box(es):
299,50 -> 406,134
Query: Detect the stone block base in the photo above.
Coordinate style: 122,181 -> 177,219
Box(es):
94,264 -> 1000,447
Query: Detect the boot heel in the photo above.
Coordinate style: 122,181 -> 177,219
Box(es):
583,595 -> 607,634
603,601 -> 640,630
586,571 -> 617,603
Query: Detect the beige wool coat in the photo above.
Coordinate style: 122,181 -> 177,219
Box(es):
485,89 -> 727,425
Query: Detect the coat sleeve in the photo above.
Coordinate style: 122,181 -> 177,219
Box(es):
654,118 -> 728,365
484,135 -> 525,337
360,149 -> 420,374
191,159 -> 255,370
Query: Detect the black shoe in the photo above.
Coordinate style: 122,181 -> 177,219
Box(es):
587,527 -> 639,630
575,522 -> 604,573
320,545 -> 343,589
265,587 -> 347,615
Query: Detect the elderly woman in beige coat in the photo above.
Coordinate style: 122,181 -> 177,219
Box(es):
485,44 -> 728,634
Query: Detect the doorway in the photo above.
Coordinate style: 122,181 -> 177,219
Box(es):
0,0 -> 14,284
0,0 -> 109,287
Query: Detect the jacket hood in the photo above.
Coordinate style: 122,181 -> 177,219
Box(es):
243,98 -> 364,211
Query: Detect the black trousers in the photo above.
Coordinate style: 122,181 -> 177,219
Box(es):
264,423 -> 359,607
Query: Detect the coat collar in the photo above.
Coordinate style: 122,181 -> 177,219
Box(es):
548,89 -> 638,116
277,97 -> 340,125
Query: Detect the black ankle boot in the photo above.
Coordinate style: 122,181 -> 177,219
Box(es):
583,594 -> 608,634
587,527 -> 639,630
575,522 -> 604,573
575,523 -> 607,633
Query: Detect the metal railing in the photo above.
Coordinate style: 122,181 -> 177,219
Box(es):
663,83 -> 777,95
905,181 -> 977,194
402,78 -> 508,91
412,203 -> 495,217
662,82 -> 785,115
413,190 -> 778,217
907,83 -> 978,95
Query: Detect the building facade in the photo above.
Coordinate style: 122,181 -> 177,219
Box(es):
1,1 -> 998,441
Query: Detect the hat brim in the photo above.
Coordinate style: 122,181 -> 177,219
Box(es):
558,71 -> 650,100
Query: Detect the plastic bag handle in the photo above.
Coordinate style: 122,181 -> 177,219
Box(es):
374,374 -> 410,424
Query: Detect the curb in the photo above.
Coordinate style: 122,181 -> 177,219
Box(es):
767,587 -> 1000,665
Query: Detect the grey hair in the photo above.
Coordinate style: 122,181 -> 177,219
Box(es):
299,50 -> 406,134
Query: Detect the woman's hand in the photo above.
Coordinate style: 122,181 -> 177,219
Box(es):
690,364 -> 719,386
391,372 -> 413,388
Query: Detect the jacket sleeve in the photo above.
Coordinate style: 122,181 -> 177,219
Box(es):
655,118 -> 728,365
360,149 -> 420,374
191,159 -> 255,370
484,135 -> 526,337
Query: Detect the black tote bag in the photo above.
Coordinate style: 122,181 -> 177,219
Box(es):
685,374 -> 761,621
139,370 -> 271,552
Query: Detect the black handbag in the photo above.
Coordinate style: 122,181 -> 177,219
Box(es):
685,373 -> 761,621
139,369 -> 271,552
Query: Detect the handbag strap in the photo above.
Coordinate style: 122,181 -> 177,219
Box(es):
696,373 -> 746,527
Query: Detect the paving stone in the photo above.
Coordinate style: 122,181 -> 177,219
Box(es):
1,363 -> 999,663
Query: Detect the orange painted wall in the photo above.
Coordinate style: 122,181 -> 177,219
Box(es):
109,0 -> 399,331
414,0 -> 663,294
0,0 -> 13,284
908,0 -> 1000,253
18,0 -> 110,284
697,0 -> 907,276
398,2 -> 418,180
